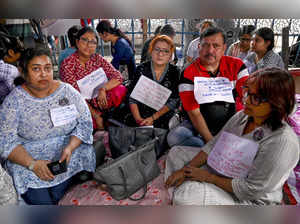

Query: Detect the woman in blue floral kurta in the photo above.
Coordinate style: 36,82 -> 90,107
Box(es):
0,47 -> 95,204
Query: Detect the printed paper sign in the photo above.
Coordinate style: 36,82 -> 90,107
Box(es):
207,131 -> 259,178
50,104 -> 79,127
77,68 -> 108,99
130,75 -> 172,111
194,77 -> 234,104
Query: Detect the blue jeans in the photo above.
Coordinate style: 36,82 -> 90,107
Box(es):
167,120 -> 205,148
21,178 -> 73,205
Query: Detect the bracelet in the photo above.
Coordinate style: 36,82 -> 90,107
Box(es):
28,160 -> 36,171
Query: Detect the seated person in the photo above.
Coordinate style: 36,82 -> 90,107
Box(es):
129,35 -> 180,129
0,164 -> 17,205
244,27 -> 284,73
140,25 -> 162,64
165,67 -> 299,205
96,20 -> 136,81
0,31 -> 24,66
167,27 -> 248,148
0,47 -> 96,205
0,31 -> 24,104
186,20 -> 216,64
226,25 -> 256,60
58,25 -> 81,68
141,24 -> 178,65
60,26 -> 127,130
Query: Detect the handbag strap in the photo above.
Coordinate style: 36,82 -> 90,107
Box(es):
133,127 -> 156,145
118,166 -> 148,201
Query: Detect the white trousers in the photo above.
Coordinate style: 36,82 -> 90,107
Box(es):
165,146 -> 237,205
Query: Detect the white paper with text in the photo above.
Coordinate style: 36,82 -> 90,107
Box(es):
77,68 -> 108,99
207,131 -> 259,178
50,104 -> 79,127
130,75 -> 172,111
194,77 -> 234,104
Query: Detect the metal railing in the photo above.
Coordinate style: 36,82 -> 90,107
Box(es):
75,19 -> 300,66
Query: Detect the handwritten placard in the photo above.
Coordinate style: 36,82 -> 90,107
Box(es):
130,75 -> 172,111
50,104 -> 79,127
77,68 -> 108,99
207,131 -> 259,178
194,77 -> 234,104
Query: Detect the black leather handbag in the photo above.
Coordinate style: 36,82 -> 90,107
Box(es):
108,126 -> 168,159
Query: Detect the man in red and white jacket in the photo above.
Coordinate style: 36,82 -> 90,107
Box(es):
167,26 -> 248,148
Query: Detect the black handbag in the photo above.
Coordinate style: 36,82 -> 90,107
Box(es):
93,138 -> 160,201
108,126 -> 168,159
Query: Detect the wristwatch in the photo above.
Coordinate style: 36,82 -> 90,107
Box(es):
28,160 -> 36,171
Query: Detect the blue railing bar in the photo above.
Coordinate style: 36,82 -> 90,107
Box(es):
271,19 -> 275,30
98,18 -> 105,56
83,19 -> 88,27
131,19 -> 135,51
181,19 -> 185,50
148,19 -> 151,36
64,34 -> 69,48
237,19 -> 241,28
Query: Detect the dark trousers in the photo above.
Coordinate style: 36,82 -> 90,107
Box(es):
21,178 -> 72,205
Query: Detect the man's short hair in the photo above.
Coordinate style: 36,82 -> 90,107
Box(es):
199,27 -> 227,44
160,24 -> 176,38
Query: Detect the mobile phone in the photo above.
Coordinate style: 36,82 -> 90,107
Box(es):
47,160 -> 67,175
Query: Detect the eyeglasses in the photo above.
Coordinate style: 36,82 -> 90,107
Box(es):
239,37 -> 251,42
80,37 -> 97,46
153,47 -> 170,55
242,86 -> 268,106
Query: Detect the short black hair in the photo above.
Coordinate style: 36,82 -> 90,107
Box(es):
199,26 -> 227,44
255,27 -> 275,51
76,26 -> 99,49
0,31 -> 24,59
19,47 -> 52,77
160,24 -> 176,37
239,25 -> 256,37
67,25 -> 81,47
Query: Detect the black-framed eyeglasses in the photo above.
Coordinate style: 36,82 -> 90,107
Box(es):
153,47 -> 170,55
80,37 -> 97,46
242,86 -> 268,106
